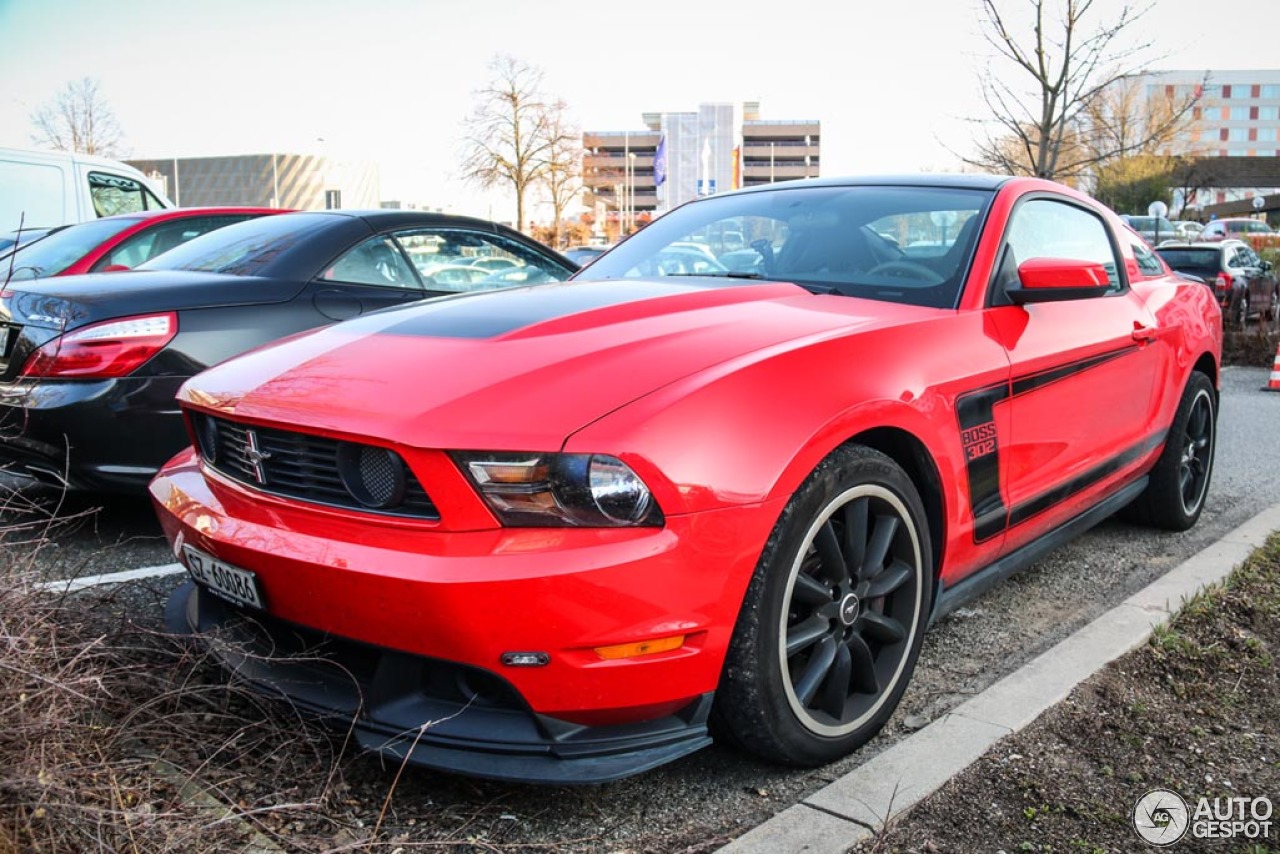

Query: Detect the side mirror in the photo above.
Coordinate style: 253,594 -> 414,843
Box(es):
1008,257 -> 1112,305
1262,260 -> 1274,273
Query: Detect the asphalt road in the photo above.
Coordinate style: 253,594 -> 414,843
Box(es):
4,364 -> 1279,851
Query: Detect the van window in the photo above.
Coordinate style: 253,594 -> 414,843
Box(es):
89,172 -> 167,217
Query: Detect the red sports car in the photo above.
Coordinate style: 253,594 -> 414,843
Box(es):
1,206 -> 282,279
152,175 -> 1221,783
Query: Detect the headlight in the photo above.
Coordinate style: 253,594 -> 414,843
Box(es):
452,451 -> 662,527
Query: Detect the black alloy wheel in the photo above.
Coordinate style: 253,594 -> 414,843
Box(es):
1176,384 -> 1214,518
778,482 -> 924,737
1122,371 -> 1216,531
714,445 -> 932,766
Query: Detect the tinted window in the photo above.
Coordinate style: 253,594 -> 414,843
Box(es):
140,213 -> 335,275
1132,241 -> 1164,276
94,215 -> 260,271
1,216 -> 141,279
999,198 -> 1120,291
393,228 -> 574,293
321,235 -> 421,289
583,184 -> 993,308
1155,247 -> 1221,276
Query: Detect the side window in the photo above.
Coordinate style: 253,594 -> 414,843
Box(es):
94,216 -> 250,270
88,172 -> 167,217
995,198 -> 1120,297
393,228 -> 573,293
321,236 -> 421,289
1132,241 -> 1164,276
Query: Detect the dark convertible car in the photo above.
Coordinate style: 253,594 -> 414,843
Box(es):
0,210 -> 576,492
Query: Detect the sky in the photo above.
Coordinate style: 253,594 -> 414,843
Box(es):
1,0 -> 1278,223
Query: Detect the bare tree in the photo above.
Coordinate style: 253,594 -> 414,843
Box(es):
535,103 -> 582,248
965,0 -> 1195,181
30,77 -> 125,157
460,55 -> 567,232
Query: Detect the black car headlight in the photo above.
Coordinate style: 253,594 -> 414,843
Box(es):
452,451 -> 663,527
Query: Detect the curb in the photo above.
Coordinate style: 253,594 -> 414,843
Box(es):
717,502 -> 1280,853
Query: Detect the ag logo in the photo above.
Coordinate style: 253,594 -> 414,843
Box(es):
1134,789 -> 1190,846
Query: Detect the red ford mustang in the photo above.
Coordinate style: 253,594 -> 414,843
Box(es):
152,175 -> 1221,783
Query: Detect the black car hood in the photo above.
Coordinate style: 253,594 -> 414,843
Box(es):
0,270 -> 306,330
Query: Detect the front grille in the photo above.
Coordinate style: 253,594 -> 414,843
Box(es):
194,414 -> 439,520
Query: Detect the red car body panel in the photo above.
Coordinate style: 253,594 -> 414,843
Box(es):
150,176 -> 1222,782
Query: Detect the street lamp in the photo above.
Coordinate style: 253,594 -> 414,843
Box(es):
626,152 -> 636,234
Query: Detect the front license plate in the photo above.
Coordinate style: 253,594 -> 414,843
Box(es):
183,544 -> 265,610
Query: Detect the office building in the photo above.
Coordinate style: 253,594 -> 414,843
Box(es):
582,102 -> 820,234
1129,70 -> 1280,208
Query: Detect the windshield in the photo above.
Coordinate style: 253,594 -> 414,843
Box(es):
140,212 -> 333,275
581,184 -> 993,308
2,217 -> 140,279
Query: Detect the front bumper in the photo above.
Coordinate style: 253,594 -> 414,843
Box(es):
166,582 -> 713,784
151,450 -> 785,782
0,376 -> 188,491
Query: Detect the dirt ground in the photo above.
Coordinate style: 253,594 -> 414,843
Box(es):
850,537 -> 1280,854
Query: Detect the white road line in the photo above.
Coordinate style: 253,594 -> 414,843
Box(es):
37,562 -> 186,593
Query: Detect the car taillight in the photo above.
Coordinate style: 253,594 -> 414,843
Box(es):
19,312 -> 177,378
1215,273 -> 1229,294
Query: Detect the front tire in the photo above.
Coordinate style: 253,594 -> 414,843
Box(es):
713,445 -> 932,766
1124,371 -> 1216,531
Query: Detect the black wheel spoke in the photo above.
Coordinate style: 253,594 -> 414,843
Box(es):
861,610 -> 907,644
818,643 -> 853,718
847,634 -> 879,695
866,560 -> 912,599
864,514 -> 900,578
1190,402 -> 1208,439
844,498 -> 869,579
793,572 -> 833,606
814,521 -> 850,585
794,636 -> 837,706
786,615 -> 830,656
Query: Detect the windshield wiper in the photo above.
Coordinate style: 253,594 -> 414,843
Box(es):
661,271 -> 765,279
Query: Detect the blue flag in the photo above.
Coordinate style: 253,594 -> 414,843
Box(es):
653,134 -> 667,188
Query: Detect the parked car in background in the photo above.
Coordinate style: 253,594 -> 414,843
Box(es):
1121,214 -> 1177,245
0,146 -> 172,232
0,210 -> 575,492
1155,239 -> 1278,326
1198,217 -> 1276,241
152,175 -> 1219,784
563,245 -> 608,266
0,226 -> 60,256
0,207 -> 283,280
1169,220 -> 1203,241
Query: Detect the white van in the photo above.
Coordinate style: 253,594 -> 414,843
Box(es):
0,146 -> 173,233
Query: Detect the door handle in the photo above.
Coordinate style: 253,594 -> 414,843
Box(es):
1132,324 -> 1159,343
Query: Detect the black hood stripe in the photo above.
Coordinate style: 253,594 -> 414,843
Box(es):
381,279 -> 731,340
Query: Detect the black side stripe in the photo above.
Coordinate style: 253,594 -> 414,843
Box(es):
957,345 -> 1143,543
1006,431 -> 1165,529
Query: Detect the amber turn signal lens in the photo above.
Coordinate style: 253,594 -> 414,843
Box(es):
593,635 -> 685,660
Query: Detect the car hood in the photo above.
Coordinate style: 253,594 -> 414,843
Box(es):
181,278 -> 938,449
0,270 -> 304,331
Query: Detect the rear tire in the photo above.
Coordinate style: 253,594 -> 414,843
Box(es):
1124,372 -> 1215,531
713,445 -> 932,766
